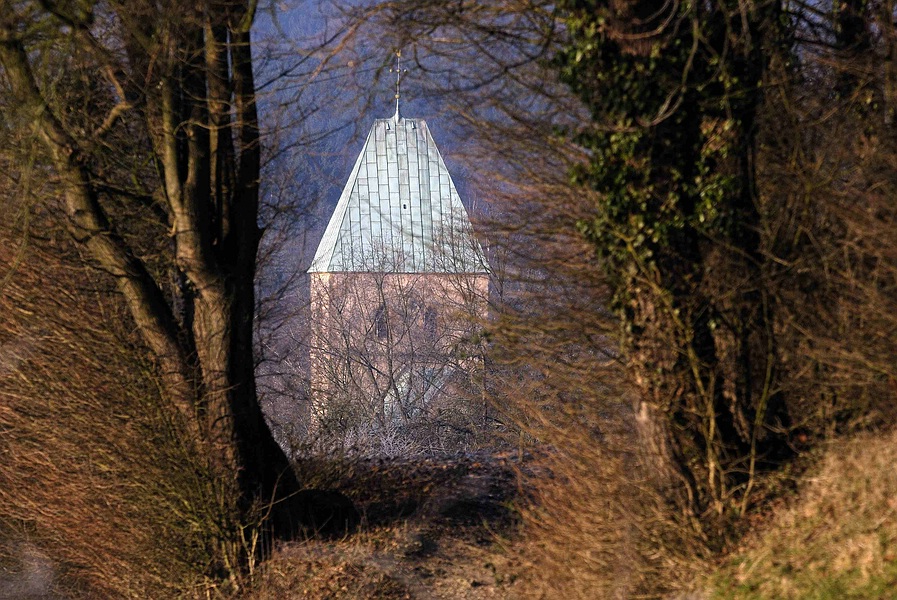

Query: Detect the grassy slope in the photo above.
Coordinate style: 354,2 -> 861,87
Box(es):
707,431 -> 897,599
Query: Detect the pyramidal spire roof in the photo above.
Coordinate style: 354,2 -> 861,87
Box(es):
308,115 -> 489,274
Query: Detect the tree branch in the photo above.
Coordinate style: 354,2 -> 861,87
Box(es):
0,30 -> 197,423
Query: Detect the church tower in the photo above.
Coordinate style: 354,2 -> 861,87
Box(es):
307,109 -> 490,437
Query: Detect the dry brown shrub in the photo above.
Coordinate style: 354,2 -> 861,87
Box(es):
759,80 -> 897,438
510,428 -> 709,599
0,199 -> 235,597
480,193 -> 709,598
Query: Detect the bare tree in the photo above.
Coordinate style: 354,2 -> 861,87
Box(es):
0,176 -> 232,595
0,0 -> 303,563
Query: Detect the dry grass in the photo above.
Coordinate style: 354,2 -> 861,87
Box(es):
706,430 -> 897,599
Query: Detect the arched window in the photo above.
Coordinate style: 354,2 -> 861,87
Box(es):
424,307 -> 438,340
375,303 -> 388,339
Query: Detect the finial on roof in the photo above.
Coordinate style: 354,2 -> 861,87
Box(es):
389,49 -> 407,120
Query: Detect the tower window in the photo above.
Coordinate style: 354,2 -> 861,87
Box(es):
424,307 -> 438,339
375,303 -> 388,339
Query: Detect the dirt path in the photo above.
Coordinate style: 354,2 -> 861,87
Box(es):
251,454 -> 527,599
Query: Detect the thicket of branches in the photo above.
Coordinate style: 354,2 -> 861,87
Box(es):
3,0 -> 897,596
359,0 -> 897,594
0,0 -> 317,562
0,187 -> 240,596
0,0 -> 337,594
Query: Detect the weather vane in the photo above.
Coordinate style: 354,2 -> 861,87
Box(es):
389,49 -> 408,119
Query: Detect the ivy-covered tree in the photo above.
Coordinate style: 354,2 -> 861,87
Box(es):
557,0 -> 793,518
